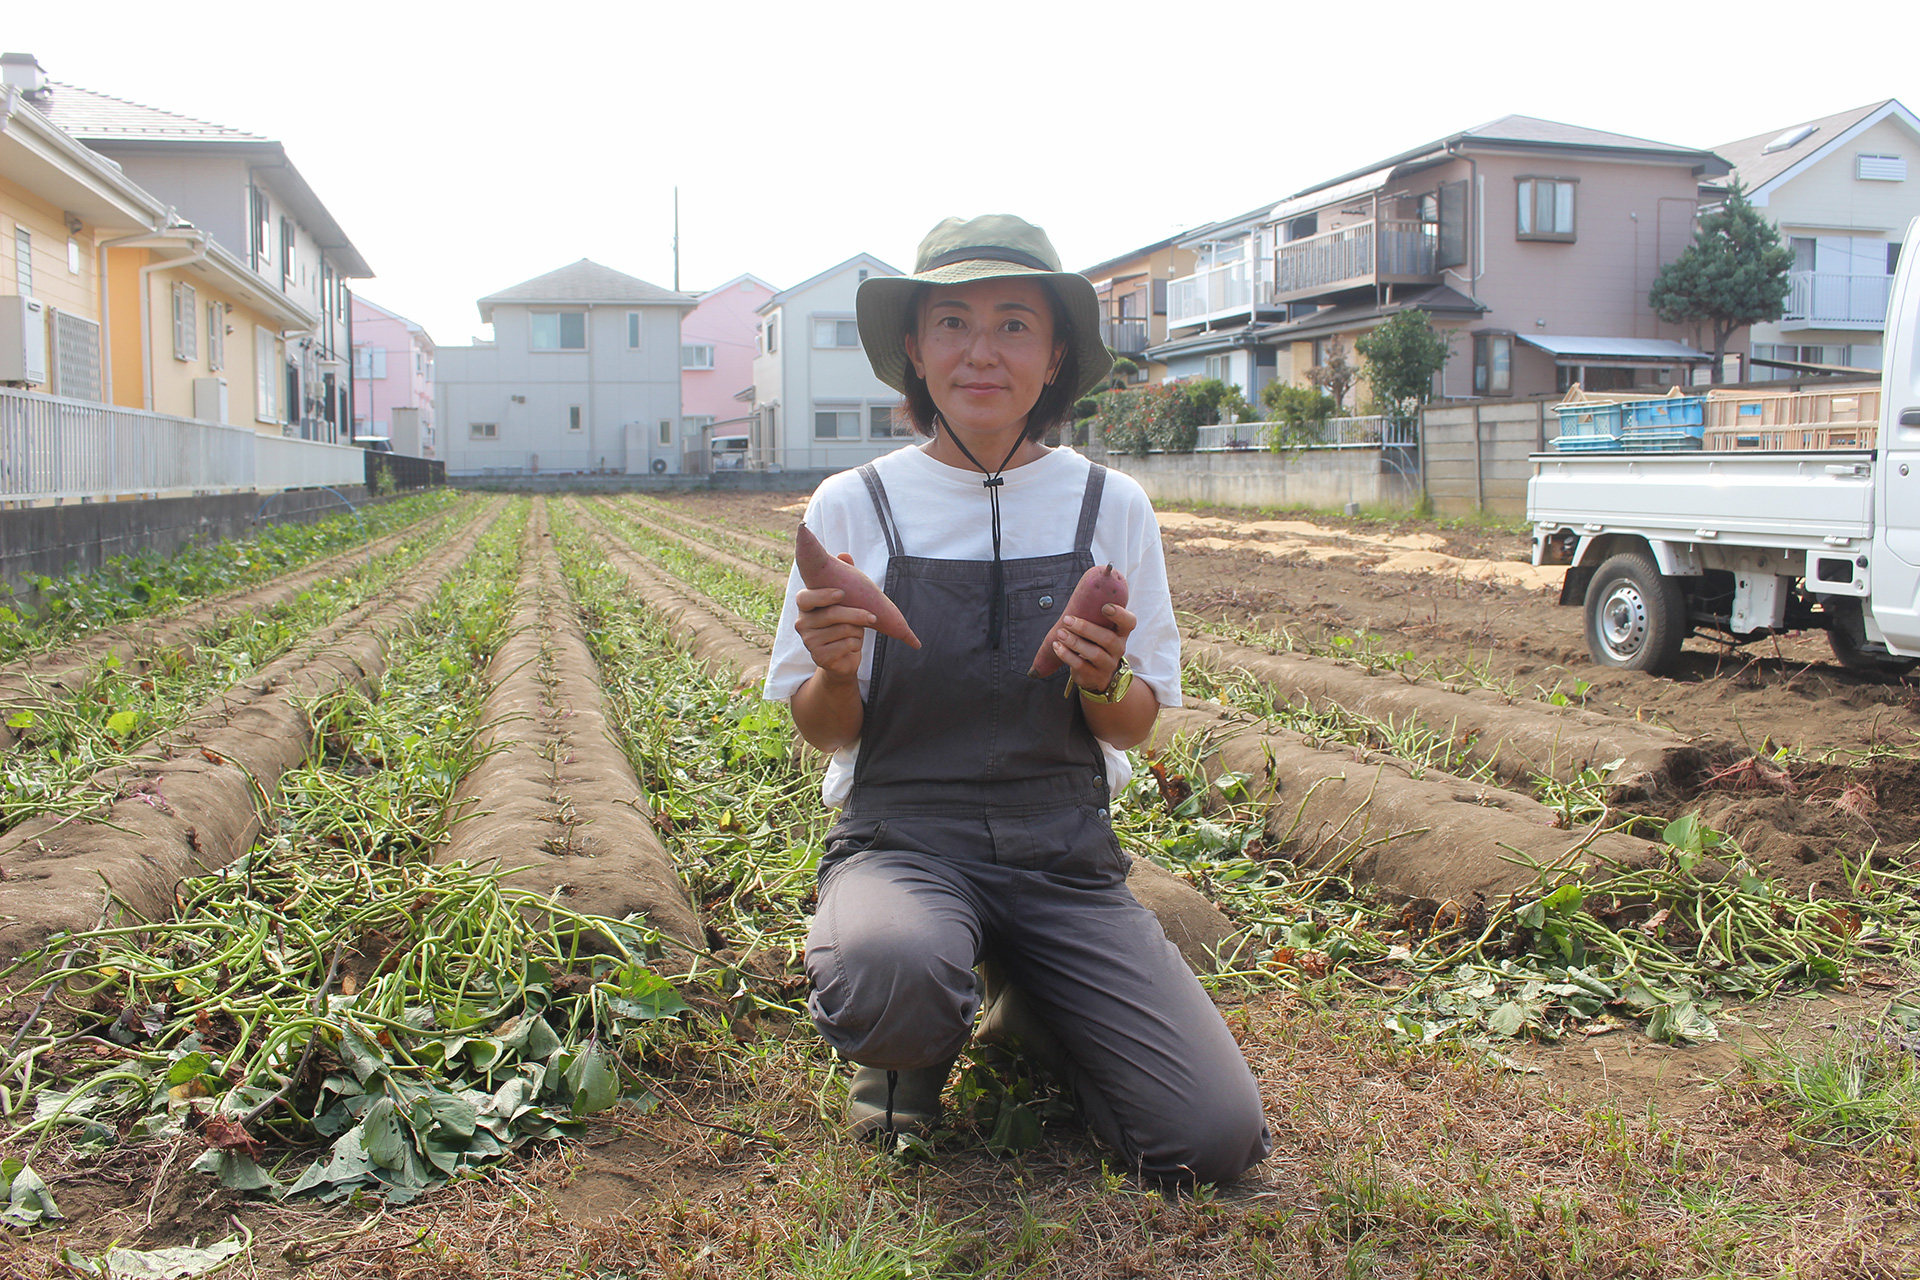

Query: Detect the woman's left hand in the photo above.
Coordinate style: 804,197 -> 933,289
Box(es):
1053,603 -> 1136,695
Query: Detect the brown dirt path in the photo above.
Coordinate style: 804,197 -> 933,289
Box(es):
440,498 -> 703,954
0,500 -> 505,966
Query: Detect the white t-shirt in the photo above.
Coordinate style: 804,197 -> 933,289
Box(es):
763,443 -> 1182,809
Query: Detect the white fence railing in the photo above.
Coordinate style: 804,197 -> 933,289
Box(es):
1192,415 -> 1414,451
1785,271 -> 1893,326
1166,257 -> 1270,325
1,386 -> 368,504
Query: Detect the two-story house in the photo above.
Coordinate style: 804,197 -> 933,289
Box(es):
34,59 -> 371,441
350,296 -> 436,457
1151,116 -> 1733,406
1,54 -> 314,432
748,253 -> 906,472
679,273 -> 776,467
1705,99 -> 1918,381
435,259 -> 696,477
1076,234 -> 1197,385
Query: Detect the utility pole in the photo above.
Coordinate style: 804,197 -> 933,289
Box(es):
673,186 -> 680,293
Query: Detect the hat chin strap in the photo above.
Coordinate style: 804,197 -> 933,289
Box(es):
936,413 -> 1026,652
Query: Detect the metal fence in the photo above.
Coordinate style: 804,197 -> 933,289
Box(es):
1,386 -> 429,505
1192,415 -> 1414,451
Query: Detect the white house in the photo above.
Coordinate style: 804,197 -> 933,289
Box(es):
1707,99 -> 1919,380
435,259 -> 696,476
748,253 -> 910,472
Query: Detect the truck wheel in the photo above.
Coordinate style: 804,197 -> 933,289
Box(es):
1826,599 -> 1919,675
1584,551 -> 1686,674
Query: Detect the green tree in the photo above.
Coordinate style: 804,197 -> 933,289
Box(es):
1649,182 -> 1791,383
1260,382 -> 1335,450
1354,310 -> 1453,422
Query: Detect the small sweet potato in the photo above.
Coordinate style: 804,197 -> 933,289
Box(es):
1027,563 -> 1128,678
795,524 -> 921,649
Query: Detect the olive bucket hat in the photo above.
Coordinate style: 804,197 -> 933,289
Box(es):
856,214 -> 1114,400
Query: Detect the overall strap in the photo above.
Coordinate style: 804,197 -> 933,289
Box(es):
857,463 -> 904,560
1072,464 -> 1107,556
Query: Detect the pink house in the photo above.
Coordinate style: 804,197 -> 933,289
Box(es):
350,296 -> 437,457
680,274 -> 776,462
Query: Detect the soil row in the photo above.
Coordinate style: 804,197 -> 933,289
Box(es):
439,498 -> 703,955
0,499 -> 505,966
0,496 -> 473,751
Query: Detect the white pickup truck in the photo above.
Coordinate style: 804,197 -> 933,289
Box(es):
1527,215 -> 1920,675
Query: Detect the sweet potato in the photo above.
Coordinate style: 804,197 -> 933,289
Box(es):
1027,563 -> 1128,679
795,524 -> 922,649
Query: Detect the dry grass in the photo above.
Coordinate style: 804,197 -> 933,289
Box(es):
9,988 -> 1916,1279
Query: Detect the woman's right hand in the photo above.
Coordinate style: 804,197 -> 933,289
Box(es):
795,553 -> 876,679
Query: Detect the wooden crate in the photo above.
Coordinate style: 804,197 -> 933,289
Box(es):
1704,423 -> 1878,451
1705,386 -> 1880,429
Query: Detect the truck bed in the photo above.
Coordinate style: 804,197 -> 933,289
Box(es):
1527,450 -> 1876,551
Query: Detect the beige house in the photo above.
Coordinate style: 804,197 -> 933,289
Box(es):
1077,234 -> 1197,385
1151,116 -> 1732,405
1706,99 -> 1918,381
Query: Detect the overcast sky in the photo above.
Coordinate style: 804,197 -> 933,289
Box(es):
15,1 -> 1913,348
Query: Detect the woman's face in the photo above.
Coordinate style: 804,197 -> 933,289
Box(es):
904,277 -> 1065,438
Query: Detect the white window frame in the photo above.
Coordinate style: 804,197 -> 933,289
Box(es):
1203,353 -> 1231,383
14,227 -> 31,298
869,403 -> 908,440
67,237 -> 81,275
255,326 -> 278,422
172,282 -> 198,362
530,311 -> 588,351
207,301 -> 225,372
766,313 -> 779,353
814,402 -> 861,440
681,343 -> 715,369
567,405 -> 584,433
812,316 -> 861,349
657,418 -> 673,447
354,346 -> 388,379
627,311 -> 642,349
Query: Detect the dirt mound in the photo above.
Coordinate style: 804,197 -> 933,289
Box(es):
1667,755 -> 1920,899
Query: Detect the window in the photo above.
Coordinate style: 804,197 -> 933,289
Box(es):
172,282 -> 198,361
568,405 -> 583,433
683,414 -> 715,437
207,301 -> 224,372
814,407 -> 860,439
628,311 -> 642,349
870,404 -> 907,439
354,346 -> 388,379
1858,153 -> 1907,182
814,319 -> 860,348
1893,243 -> 1905,274
766,314 -> 779,353
1204,353 -> 1232,383
255,326 -> 278,421
13,228 -> 30,297
1286,214 -> 1318,243
250,186 -> 269,272
682,343 -> 715,369
1473,334 -> 1512,395
531,312 -> 586,350
67,237 -> 80,275
470,422 -> 498,439
658,418 -> 673,447
280,217 -> 294,287
1516,178 -> 1576,241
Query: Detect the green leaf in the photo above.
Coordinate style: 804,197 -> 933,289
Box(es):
604,968 -> 690,1021
106,710 -> 141,740
0,1157 -> 62,1227
565,1046 -> 619,1116
1646,999 -> 1719,1045
1486,1001 -> 1529,1038
984,1100 -> 1041,1158
166,1051 -> 213,1087
361,1097 -> 408,1171
1541,884 -> 1586,915
99,1237 -> 244,1279
5,710 -> 32,729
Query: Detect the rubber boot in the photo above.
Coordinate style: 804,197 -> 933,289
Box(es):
974,961 -> 1070,1083
846,1059 -> 955,1140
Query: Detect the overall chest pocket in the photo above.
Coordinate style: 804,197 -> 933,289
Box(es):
1004,577 -> 1070,656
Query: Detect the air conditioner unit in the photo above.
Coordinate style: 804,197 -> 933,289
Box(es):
0,295 -> 49,386
193,376 -> 229,424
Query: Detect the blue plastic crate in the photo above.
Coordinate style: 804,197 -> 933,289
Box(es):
1621,425 -> 1704,451
1554,402 -> 1627,439
1551,434 -> 1622,453
1623,395 -> 1705,428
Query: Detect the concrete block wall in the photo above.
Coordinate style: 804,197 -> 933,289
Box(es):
1098,446 -> 1419,511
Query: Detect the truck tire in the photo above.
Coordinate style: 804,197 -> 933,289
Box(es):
1826,599 -> 1919,675
1584,551 -> 1686,674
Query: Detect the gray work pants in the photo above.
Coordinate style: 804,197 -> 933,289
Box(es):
805,811 -> 1273,1185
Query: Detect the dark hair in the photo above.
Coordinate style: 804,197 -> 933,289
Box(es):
898,281 -> 1082,444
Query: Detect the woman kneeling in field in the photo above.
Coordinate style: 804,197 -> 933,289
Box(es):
763,214 -> 1271,1185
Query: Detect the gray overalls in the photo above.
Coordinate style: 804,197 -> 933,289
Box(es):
805,462 -> 1271,1184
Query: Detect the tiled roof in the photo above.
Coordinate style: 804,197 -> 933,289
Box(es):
1707,101 -> 1899,194
477,259 -> 695,320
1459,114 -> 1707,156
36,80 -> 267,143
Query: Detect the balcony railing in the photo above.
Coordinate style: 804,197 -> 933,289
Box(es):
1166,257 -> 1270,326
1784,271 -> 1894,328
1100,317 -> 1150,356
1273,219 -> 1437,302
